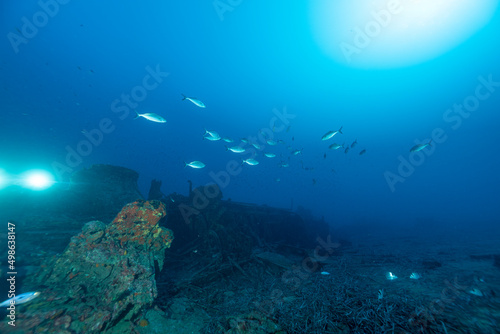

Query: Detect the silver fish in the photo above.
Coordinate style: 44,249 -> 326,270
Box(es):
134,111 -> 166,123
182,94 -> 206,108
266,139 -> 277,145
203,134 -> 221,141
0,291 -> 40,307
251,142 -> 262,150
264,152 -> 276,158
184,161 -> 206,169
321,126 -> 343,141
329,143 -> 343,150
410,140 -> 432,152
242,158 -> 259,166
226,146 -> 245,153
222,137 -> 234,143
204,129 -> 220,139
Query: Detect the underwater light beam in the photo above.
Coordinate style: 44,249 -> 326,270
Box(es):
22,170 -> 55,190
0,171 -> 7,190
311,0 -> 499,68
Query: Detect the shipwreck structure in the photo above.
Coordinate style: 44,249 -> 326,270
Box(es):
0,165 -> 329,333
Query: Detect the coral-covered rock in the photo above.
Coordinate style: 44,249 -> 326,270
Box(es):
0,200 -> 173,334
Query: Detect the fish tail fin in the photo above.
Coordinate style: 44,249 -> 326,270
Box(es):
181,94 -> 187,100
428,139 -> 433,145
133,110 -> 140,119
183,162 -> 187,168
339,126 -> 343,134
225,146 -> 228,151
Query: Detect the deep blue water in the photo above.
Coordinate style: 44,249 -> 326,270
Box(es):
1,0 -> 499,232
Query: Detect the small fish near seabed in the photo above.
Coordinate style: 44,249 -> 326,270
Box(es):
0,291 -> 40,307
321,126 -> 343,141
242,158 -> 259,166
184,161 -> 206,169
134,111 -> 166,123
386,272 -> 398,280
410,140 -> 432,152
181,94 -> 206,108
469,288 -> 483,297
409,272 -> 421,280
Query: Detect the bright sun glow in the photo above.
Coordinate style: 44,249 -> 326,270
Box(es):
22,170 -> 55,190
311,0 -> 499,68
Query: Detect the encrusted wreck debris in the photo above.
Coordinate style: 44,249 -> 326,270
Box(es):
163,183 -> 312,257
0,200 -> 173,333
